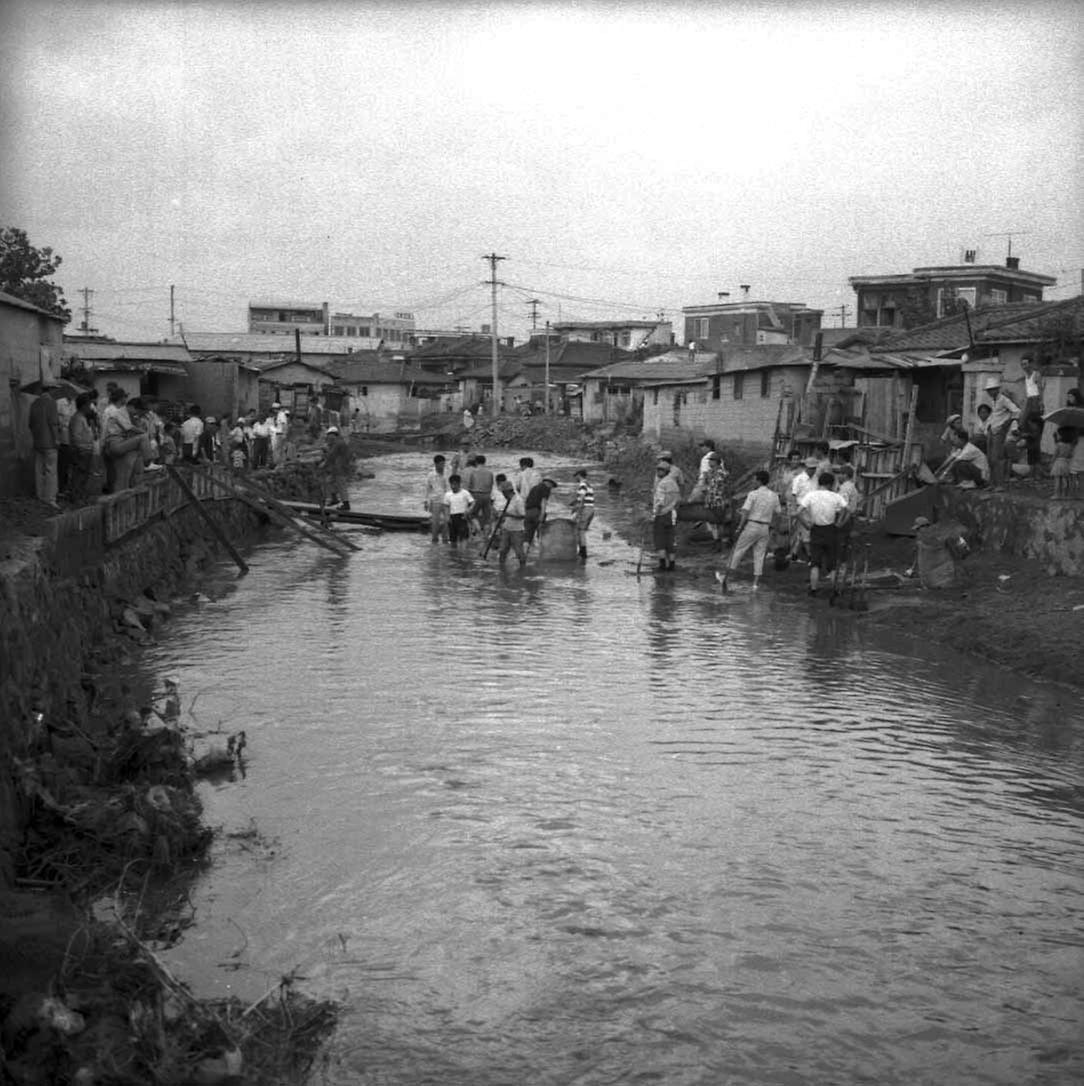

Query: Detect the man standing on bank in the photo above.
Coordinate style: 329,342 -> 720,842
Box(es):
652,459 -> 681,571
797,471 -> 849,597
718,470 -> 781,592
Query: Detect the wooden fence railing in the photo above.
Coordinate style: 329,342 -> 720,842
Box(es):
45,464 -> 238,573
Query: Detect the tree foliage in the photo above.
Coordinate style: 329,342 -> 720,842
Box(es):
897,285 -> 937,330
0,226 -> 71,322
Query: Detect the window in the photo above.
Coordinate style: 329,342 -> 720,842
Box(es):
358,326 -> 370,337
989,288 -> 1007,305
652,389 -> 659,405
332,325 -> 345,336
361,385 -> 368,396
620,332 -> 631,347
733,373 -> 744,400
760,370 -> 771,397
712,375 -> 721,400
733,321 -> 742,339
698,318 -> 709,339
346,326 -> 357,336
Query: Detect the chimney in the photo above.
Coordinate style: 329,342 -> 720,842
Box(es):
739,284 -> 750,300
717,291 -> 730,301
963,249 -> 977,264
1006,256 -> 1020,270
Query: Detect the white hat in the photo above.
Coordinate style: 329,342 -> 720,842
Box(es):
326,425 -> 339,434
271,401 -> 282,408
983,378 -> 1001,391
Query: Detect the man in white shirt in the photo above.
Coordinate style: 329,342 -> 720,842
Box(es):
936,431 -> 990,488
718,470 -> 781,592
788,458 -> 817,561
423,454 -> 450,543
179,406 -> 204,463
798,472 -> 849,597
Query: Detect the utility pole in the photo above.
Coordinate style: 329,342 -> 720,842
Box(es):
78,287 -> 98,336
544,319 -> 551,415
837,303 -> 850,328
483,252 -> 506,415
527,298 -> 541,330
170,285 -> 176,338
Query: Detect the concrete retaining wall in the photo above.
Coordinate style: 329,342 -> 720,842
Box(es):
0,499 -> 264,885
936,488 -> 1084,576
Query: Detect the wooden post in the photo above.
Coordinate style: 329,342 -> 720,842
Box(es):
902,384 -> 919,468
166,466 -> 249,575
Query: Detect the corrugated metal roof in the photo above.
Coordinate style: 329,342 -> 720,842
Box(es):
64,341 -> 192,364
975,294 -> 1084,343
182,331 -> 380,355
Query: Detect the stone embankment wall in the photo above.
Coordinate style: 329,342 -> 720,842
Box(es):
937,489 -> 1084,576
0,499 -> 264,885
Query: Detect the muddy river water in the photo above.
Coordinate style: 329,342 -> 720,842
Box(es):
147,451 -> 1083,1085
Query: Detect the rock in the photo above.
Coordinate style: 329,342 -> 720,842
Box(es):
120,608 -> 144,631
37,996 -> 85,1036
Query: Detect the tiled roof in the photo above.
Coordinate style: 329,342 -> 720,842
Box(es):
455,359 -> 526,380
873,302 -> 1043,353
409,335 -> 514,361
0,289 -> 66,320
323,357 -> 447,385
581,349 -> 721,382
975,294 -> 1084,343
721,344 -> 810,373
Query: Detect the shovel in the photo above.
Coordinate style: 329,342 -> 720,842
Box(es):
842,555 -> 860,609
827,561 -> 844,607
853,544 -> 871,612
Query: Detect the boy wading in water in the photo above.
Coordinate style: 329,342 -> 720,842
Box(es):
443,474 -> 476,547
570,468 -> 595,559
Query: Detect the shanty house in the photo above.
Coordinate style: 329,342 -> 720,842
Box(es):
322,355 -> 451,431
1,290 -> 66,496
182,355 -> 261,421
61,340 -> 191,404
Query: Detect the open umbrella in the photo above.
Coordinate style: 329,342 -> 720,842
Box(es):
1042,406 -> 1084,429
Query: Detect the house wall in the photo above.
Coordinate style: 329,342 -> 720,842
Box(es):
683,307 -> 822,350
0,303 -> 65,496
181,362 -> 256,419
641,365 -> 812,451
580,378 -> 642,424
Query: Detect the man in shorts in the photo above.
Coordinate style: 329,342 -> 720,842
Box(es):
798,471 -> 849,597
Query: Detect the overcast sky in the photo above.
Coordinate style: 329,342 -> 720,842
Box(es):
2,0 -> 1081,343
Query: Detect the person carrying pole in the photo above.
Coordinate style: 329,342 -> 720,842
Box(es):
494,477 -> 527,566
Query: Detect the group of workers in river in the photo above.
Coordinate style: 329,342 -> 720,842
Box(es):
422,443 -> 594,565
651,438 -> 860,596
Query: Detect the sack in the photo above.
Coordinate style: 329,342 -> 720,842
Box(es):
103,432 -> 143,459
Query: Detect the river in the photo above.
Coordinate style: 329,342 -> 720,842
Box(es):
148,450 -> 1084,1085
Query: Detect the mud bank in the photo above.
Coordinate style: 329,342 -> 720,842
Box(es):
0,494 -> 338,1084
596,440 -> 1084,690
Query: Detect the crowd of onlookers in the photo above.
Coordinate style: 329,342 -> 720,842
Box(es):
936,372 -> 1082,497
25,381 -> 324,508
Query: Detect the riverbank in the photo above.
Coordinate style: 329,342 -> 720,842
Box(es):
354,416 -> 1084,691
0,486 -> 337,1084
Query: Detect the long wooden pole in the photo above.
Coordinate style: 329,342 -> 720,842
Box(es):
194,467 -> 353,556
166,466 -> 249,574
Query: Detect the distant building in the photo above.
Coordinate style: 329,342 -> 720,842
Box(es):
328,309 -> 414,346
849,256 -> 1055,328
247,300 -> 415,346
550,319 -> 672,350
248,300 -> 329,336
681,293 -> 822,351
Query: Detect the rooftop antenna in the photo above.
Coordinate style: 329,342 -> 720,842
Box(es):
985,231 -> 1029,260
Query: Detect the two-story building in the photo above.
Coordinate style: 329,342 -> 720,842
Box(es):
681,293 -> 822,351
849,256 -> 1055,329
